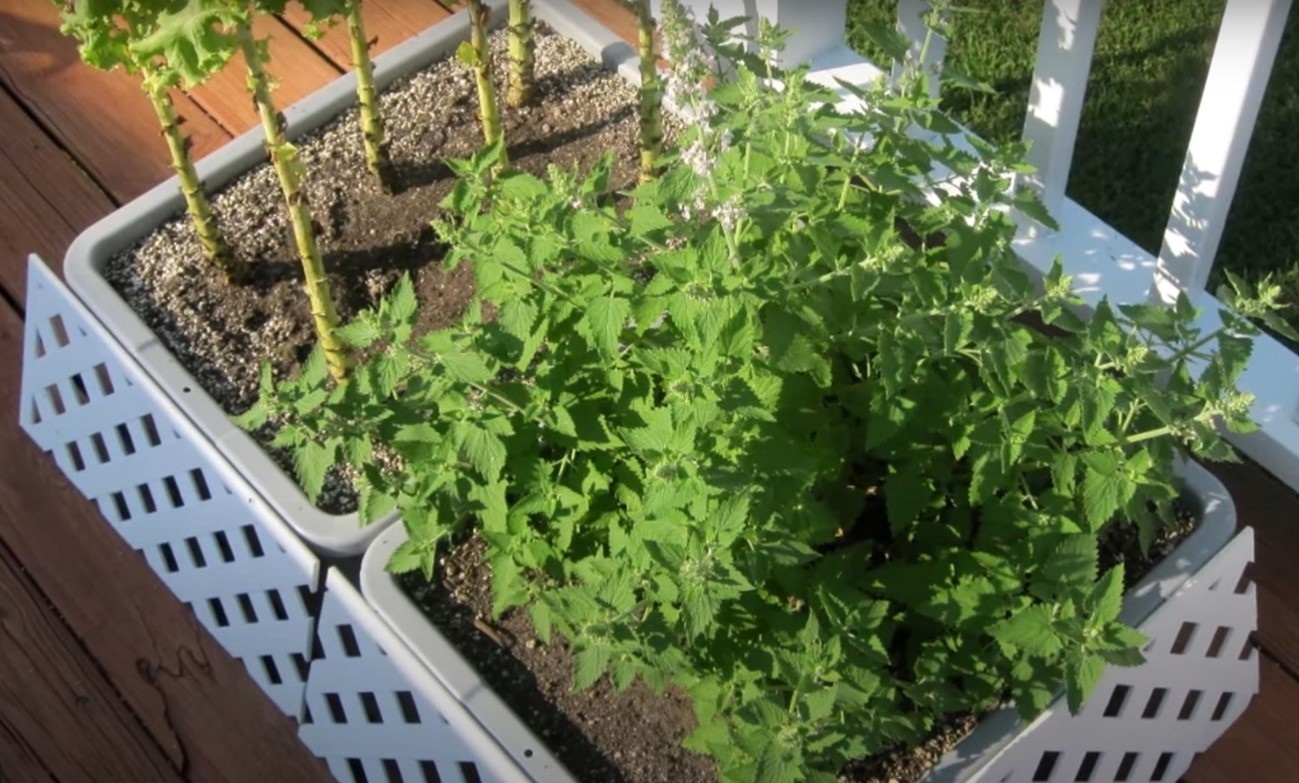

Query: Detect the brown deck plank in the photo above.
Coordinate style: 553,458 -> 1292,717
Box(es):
570,0 -> 638,46
0,89 -> 114,307
188,16 -> 341,135
0,724 -> 56,783
0,305 -> 331,783
0,0 -> 230,203
0,537 -> 182,783
1185,656 -> 1299,783
280,0 -> 453,70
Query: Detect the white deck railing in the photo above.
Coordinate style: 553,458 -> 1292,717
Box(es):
676,0 -> 1299,493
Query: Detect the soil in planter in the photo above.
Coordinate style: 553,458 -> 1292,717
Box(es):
402,494 -> 1201,783
105,26 -> 650,513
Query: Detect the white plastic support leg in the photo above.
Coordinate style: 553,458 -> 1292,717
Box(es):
18,256 -> 322,719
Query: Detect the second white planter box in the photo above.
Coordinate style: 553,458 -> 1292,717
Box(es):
353,461 -> 1257,783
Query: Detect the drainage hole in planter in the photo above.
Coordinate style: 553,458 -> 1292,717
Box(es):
345,758 -> 367,782
69,373 -> 90,405
260,655 -> 283,685
65,441 -> 85,472
33,333 -> 46,358
325,692 -> 347,723
1240,638 -> 1256,661
140,414 -> 162,447
1150,752 -> 1174,781
417,761 -> 442,783
136,484 -> 157,514
44,384 -> 65,415
236,592 -> 258,624
242,524 -> 265,557
1177,689 -> 1202,720
1073,751 -> 1099,782
298,584 -> 319,616
338,624 -> 362,658
360,691 -> 382,723
213,531 -> 235,563
1102,684 -> 1131,717
1211,692 -> 1234,721
1169,625 -> 1195,654
29,399 -> 42,425
291,652 -> 309,682
1032,751 -> 1059,782
185,536 -> 207,568
158,543 -> 179,573
1114,752 -> 1138,782
93,362 -> 115,396
116,423 -> 136,455
163,476 -> 185,508
395,691 -> 420,724
458,762 -> 482,783
1205,626 -> 1231,658
1141,688 -> 1167,719
266,589 -> 289,621
110,491 -> 131,521
208,597 -> 229,628
90,432 -> 111,464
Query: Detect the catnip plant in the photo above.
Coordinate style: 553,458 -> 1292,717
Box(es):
245,9 -> 1294,783
58,0 -> 247,282
291,0 -> 395,190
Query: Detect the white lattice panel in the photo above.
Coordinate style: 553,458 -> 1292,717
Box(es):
302,568 -> 511,783
17,256 -> 321,719
959,528 -> 1258,783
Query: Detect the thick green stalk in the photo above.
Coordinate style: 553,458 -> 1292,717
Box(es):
635,0 -> 661,182
236,22 -> 353,383
344,0 -> 394,191
142,67 -> 246,282
465,0 -> 506,162
506,0 -> 534,107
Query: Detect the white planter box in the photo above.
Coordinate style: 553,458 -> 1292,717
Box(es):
351,461 -> 1257,783
60,0 -> 642,557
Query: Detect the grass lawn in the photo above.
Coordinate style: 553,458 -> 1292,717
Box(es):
844,0 -> 1299,342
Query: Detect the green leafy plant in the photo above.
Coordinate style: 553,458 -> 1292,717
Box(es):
245,7 -> 1290,782
506,0 -> 535,107
292,0 -> 395,191
459,0 -> 506,162
58,0 -> 248,282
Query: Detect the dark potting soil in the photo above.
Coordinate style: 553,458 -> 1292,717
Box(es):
105,26 -> 648,513
401,495 -> 1202,783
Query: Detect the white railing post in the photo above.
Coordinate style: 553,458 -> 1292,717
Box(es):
1154,0 -> 1293,300
895,0 -> 948,99
1020,0 -> 1106,217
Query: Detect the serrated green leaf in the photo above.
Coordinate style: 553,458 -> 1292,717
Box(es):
989,605 -> 1062,656
572,638 -> 612,690
292,440 -> 333,502
579,295 -> 631,359
463,425 -> 507,480
1082,464 -> 1127,531
1066,653 -> 1106,714
1086,565 -> 1126,623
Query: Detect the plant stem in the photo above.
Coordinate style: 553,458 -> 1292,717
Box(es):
236,19 -> 353,383
465,0 -> 507,163
506,0 -> 534,108
635,0 -> 662,183
141,67 -> 247,283
344,0 -> 394,191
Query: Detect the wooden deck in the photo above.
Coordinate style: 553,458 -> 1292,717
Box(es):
0,0 -> 1295,780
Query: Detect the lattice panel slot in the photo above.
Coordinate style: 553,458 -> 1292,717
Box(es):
958,528 -> 1258,783
18,257 -> 320,718
302,569 -> 504,783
